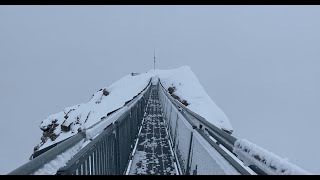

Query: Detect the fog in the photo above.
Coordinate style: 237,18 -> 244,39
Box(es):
0,5 -> 320,174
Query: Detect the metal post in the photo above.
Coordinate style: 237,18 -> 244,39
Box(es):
173,114 -> 179,147
186,127 -> 195,175
114,122 -> 121,175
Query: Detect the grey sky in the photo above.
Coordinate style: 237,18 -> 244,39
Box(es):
1,5 -> 320,174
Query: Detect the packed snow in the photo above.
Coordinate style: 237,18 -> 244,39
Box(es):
233,139 -> 311,175
33,139 -> 84,175
35,66 -> 233,152
36,73 -> 152,150
153,66 -> 233,132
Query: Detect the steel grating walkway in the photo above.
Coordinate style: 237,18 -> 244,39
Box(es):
128,86 -> 177,175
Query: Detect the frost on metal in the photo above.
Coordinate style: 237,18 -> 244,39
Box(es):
33,139 -> 84,175
233,139 -> 312,175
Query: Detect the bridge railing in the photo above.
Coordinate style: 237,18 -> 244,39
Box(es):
8,79 -> 152,175
56,79 -> 152,175
157,80 -> 267,175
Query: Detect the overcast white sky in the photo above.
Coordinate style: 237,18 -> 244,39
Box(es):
1,5 -> 320,174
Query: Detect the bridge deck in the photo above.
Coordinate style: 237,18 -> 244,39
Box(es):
128,86 -> 177,175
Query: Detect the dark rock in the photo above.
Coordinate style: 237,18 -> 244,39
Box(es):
168,86 -> 175,94
41,136 -> 47,143
40,125 -> 50,132
171,93 -> 181,101
61,124 -> 71,132
49,133 -> 58,141
64,109 -> 75,119
84,111 -> 91,124
103,89 -> 109,96
181,100 -> 189,106
42,131 -> 49,137
34,145 -> 39,152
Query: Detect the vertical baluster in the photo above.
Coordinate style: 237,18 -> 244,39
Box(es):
95,149 -> 98,175
186,130 -> 195,175
83,160 -> 87,175
81,164 -> 84,175
104,138 -> 108,175
88,155 -> 91,175
98,143 -> 102,175
114,122 -> 120,175
110,134 -> 114,174
86,158 -> 90,175
102,139 -> 106,175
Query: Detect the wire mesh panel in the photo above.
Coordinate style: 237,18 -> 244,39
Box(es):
117,113 -> 133,174
168,107 -> 179,141
173,113 -> 194,174
189,130 -> 240,175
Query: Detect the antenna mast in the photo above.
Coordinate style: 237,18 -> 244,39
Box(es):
153,48 -> 156,70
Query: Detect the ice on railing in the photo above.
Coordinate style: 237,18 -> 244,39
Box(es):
233,139 -> 311,175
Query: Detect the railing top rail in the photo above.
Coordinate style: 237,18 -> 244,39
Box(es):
7,132 -> 85,175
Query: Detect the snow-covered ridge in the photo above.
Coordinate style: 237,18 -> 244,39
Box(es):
233,139 -> 311,175
35,66 -> 233,152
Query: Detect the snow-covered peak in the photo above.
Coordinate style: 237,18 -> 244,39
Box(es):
35,66 -> 232,151
148,66 -> 233,132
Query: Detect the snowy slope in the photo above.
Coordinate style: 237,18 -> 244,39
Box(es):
35,66 -> 233,151
151,66 -> 233,132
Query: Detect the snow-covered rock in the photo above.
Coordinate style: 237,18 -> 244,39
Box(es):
35,66 -> 233,151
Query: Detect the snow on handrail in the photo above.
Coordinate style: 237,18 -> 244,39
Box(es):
233,139 -> 311,175
7,132 -> 86,175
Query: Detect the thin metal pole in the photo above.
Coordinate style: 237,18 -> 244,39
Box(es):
154,49 -> 156,70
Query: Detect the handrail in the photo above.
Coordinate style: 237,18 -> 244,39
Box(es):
8,78 -> 152,175
158,79 -> 267,175
7,132 -> 86,175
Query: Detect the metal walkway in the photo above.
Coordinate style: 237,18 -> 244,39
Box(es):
10,78 -> 301,175
128,86 -> 177,175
